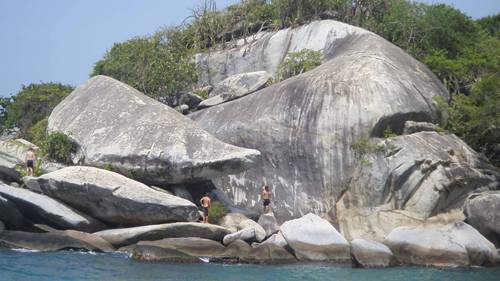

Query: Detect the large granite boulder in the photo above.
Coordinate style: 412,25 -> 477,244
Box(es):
385,222 -> 497,267
195,20 -> 367,85
24,166 -> 199,226
191,19 -> 499,227
351,239 -> 394,268
0,139 -> 38,182
0,183 -> 105,232
0,231 -> 105,252
280,213 -> 350,262
337,132 -> 499,241
94,222 -> 230,247
47,75 -> 260,185
464,191 -> 500,247
198,71 -> 271,109
0,194 -> 33,230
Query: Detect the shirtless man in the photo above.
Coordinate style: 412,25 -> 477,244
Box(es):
200,192 -> 211,224
25,148 -> 36,177
261,185 -> 272,213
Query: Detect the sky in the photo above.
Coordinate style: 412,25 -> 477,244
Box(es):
0,0 -> 498,97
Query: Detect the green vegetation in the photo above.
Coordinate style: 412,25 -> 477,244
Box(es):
276,49 -> 322,81
383,128 -> 397,138
0,83 -> 73,142
42,132 -> 76,164
208,201 -> 227,224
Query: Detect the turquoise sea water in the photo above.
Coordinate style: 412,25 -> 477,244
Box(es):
1,249 -> 499,281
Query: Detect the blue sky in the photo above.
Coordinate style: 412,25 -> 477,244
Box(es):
0,0 -> 498,97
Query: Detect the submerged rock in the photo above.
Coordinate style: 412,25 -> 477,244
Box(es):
351,239 -> 394,268
0,183 -> 105,232
198,71 -> 271,108
385,222 -> 497,267
464,191 -> 500,247
24,166 -> 199,226
280,213 -> 350,262
94,222 -> 230,247
47,75 -> 260,185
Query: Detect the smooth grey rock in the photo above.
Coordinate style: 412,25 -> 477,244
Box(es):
403,120 -> 439,134
24,166 -> 199,226
257,212 -> 280,237
224,239 -> 252,258
259,232 -> 288,248
385,222 -> 497,267
131,245 -> 200,263
175,104 -> 190,114
0,139 -> 38,181
0,183 -> 105,232
198,71 -> 271,108
0,230 -> 104,252
219,213 -> 266,241
223,228 -> 255,245
167,185 -> 194,202
94,222 -> 230,247
191,22 -> 455,222
47,75 -> 260,185
0,194 -> 32,230
0,221 -> 4,233
195,20 -> 368,86
464,191 -> 500,247
249,242 -> 296,263
337,132 -> 499,241
280,213 -> 350,262
351,239 -> 394,268
138,237 -> 227,257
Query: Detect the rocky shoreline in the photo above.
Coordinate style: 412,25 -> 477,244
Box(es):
1,19 -> 499,270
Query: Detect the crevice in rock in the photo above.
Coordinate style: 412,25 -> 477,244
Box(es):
370,111 -> 432,138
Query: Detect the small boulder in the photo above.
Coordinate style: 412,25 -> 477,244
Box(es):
0,231 -> 103,252
464,191 -> 500,247
280,213 -> 350,262
219,213 -> 266,242
0,183 -> 105,232
351,239 -> 394,268
223,228 -> 255,245
24,166 -> 199,226
258,213 -> 280,237
198,71 -> 271,108
94,222 -> 230,247
403,121 -> 439,134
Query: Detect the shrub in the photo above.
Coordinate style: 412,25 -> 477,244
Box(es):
276,49 -> 322,81
208,201 -> 227,224
42,132 -> 76,164
26,118 -> 48,147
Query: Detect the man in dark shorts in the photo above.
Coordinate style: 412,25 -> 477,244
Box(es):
25,148 -> 36,177
200,192 -> 211,224
261,185 -> 272,213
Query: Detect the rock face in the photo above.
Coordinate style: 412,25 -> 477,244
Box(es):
351,239 -> 394,268
24,166 -> 199,226
0,139 -> 38,181
280,213 -> 350,261
94,222 -> 230,247
385,222 -> 497,267
0,183 -> 105,232
190,19 -> 470,222
337,132 -> 499,241
47,75 -> 260,185
198,71 -> 271,108
0,231 -> 104,252
464,191 -> 500,247
195,20 -> 368,85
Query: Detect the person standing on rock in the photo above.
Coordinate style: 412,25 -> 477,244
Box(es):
25,148 -> 36,177
200,192 -> 211,224
261,185 -> 272,213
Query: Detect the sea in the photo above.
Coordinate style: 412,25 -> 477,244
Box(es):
0,249 -> 499,281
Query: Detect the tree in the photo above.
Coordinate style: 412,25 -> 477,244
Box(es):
0,83 -> 73,139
